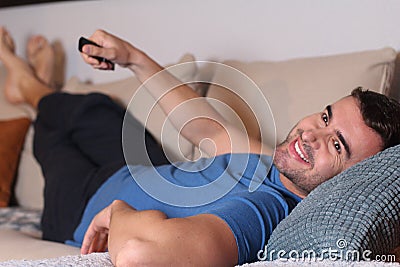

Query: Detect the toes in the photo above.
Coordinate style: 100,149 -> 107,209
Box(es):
27,35 -> 49,59
0,27 -> 15,54
26,35 -> 56,87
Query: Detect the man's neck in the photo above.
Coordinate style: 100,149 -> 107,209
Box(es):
279,173 -> 307,199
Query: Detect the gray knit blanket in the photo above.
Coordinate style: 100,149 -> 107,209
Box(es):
0,207 -> 41,237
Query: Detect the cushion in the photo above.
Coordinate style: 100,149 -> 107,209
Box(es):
15,54 -> 198,209
265,144 -> 400,261
14,126 -> 44,209
0,65 -> 33,207
205,48 -> 397,149
0,118 -> 31,207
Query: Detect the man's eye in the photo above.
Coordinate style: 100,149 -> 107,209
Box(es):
322,113 -> 329,126
334,140 -> 341,153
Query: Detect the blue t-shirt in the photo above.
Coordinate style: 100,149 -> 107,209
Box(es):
68,153 -> 301,264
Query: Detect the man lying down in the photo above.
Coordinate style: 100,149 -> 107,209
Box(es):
1,27 -> 400,266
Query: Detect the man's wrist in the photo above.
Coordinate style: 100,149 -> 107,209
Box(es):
127,48 -> 163,80
127,46 -> 145,70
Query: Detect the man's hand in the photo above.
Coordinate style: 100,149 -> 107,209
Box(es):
80,29 -> 142,71
82,199 -> 237,266
80,201 -> 114,254
80,29 -> 163,79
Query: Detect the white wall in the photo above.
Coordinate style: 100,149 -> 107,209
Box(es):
0,0 -> 399,83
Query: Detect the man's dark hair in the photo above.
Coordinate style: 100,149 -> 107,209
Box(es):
351,87 -> 400,150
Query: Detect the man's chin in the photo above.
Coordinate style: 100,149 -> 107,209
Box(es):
273,152 -> 314,194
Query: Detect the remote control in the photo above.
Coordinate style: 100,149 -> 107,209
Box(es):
78,37 -> 115,70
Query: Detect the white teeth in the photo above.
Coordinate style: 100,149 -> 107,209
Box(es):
295,141 -> 309,163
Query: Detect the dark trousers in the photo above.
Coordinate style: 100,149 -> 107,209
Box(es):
34,92 -> 168,242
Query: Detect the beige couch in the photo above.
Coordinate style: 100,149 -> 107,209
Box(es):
0,48 -> 398,262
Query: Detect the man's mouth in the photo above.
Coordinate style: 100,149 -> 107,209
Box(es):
294,140 -> 310,164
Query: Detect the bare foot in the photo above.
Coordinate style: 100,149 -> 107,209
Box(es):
0,27 -> 53,108
26,35 -> 55,86
0,27 -> 31,104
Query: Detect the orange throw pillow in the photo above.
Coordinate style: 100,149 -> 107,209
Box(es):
0,118 -> 31,207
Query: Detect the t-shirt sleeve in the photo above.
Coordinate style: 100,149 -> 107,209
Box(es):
204,190 -> 290,265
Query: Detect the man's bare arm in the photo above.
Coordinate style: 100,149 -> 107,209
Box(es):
80,29 -> 264,156
82,200 -> 238,266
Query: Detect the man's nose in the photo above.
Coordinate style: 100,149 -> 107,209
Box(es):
301,129 -> 326,150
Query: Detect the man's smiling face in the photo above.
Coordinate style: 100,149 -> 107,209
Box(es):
274,96 -> 383,197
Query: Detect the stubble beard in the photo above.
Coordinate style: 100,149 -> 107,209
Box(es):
273,133 -> 325,194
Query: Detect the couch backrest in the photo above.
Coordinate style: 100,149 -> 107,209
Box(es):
388,52 -> 400,101
205,48 -> 398,149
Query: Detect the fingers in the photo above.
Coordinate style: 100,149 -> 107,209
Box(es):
79,29 -> 111,69
88,29 -> 110,48
81,223 -> 109,254
89,232 -> 109,253
81,221 -> 97,254
80,29 -> 135,70
82,232 -> 108,254
82,53 -> 113,70
81,203 -> 113,254
80,45 -> 110,69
